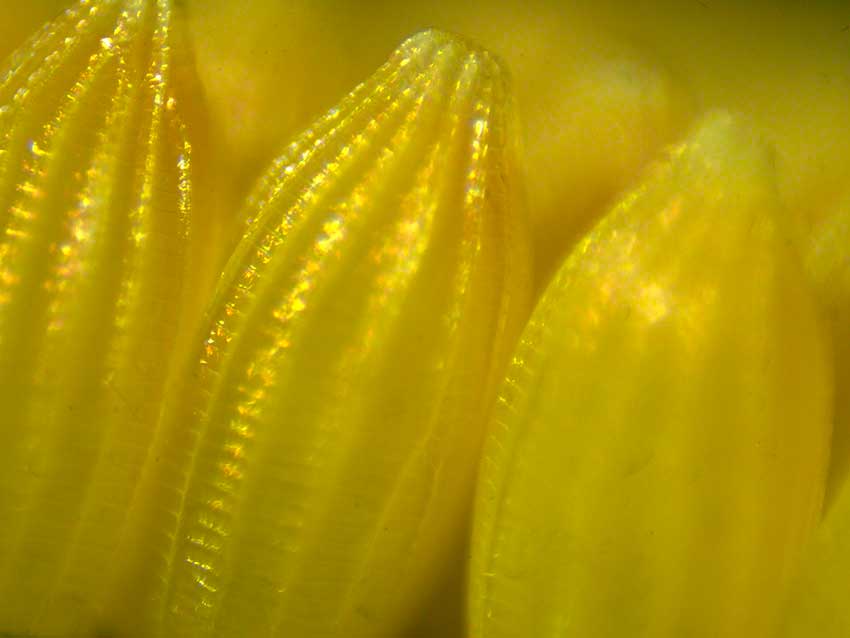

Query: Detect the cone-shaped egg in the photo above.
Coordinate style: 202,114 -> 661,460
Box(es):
469,113 -> 832,638
0,0 -> 195,634
116,29 -> 531,638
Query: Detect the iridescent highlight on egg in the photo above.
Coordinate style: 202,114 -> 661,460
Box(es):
0,0 -> 193,634
112,29 -> 531,638
469,113 -> 832,638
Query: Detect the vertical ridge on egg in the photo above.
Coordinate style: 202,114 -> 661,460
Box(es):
0,0 -> 194,634
469,112 -> 832,638
113,29 -> 531,638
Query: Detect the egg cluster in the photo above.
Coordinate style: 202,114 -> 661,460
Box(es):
0,1 -> 847,637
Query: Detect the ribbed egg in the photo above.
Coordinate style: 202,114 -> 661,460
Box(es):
113,29 -> 532,638
0,0 -> 195,634
469,113 -> 832,638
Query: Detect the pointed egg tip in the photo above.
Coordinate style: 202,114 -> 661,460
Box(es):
672,110 -> 774,188
245,25 -> 516,235
395,28 -> 508,86
141,23 -> 529,638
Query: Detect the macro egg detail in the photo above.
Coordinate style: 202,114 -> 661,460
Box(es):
0,1 -> 845,637
0,0 -> 195,634
469,113 -> 833,638
112,29 -> 532,638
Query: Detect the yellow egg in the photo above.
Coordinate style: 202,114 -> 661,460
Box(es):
107,29 -> 532,638
0,0 -> 200,634
1,1 -> 848,636
469,113 -> 833,638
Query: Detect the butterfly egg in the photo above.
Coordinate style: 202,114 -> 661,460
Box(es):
110,28 -> 532,638
469,112 -> 832,638
0,0 -> 198,634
